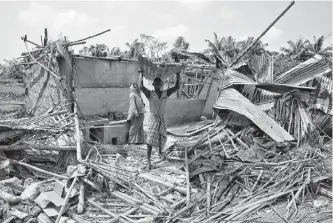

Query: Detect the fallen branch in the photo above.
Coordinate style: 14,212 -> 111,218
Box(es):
0,157 -> 68,180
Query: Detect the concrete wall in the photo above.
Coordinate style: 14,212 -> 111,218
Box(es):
76,88 -> 129,117
141,78 -> 205,126
73,58 -> 140,88
73,57 -> 206,126
202,78 -> 220,118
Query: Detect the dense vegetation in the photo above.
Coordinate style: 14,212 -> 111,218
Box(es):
77,33 -> 332,72
1,33 -> 331,79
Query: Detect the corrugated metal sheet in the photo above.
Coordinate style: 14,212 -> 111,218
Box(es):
302,75 -> 333,115
256,101 -> 275,111
249,55 -> 273,83
219,69 -> 256,90
213,88 -> 294,142
274,55 -> 332,85
241,56 -> 276,103
222,111 -> 251,127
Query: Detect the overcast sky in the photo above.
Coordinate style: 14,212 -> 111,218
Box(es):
0,1 -> 332,62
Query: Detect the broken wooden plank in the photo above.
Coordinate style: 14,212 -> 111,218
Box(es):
109,207 -> 139,223
110,191 -> 160,216
137,173 -> 190,195
87,199 -> 127,223
213,88 -> 294,142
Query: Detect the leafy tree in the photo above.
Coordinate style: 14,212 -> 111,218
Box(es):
137,34 -> 168,61
0,60 -> 24,79
78,46 -> 89,56
173,36 -> 190,51
78,44 -> 109,57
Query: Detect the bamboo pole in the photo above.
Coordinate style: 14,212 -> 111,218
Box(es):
0,145 -> 76,151
23,41 -> 61,80
206,177 -> 211,217
185,147 -> 191,206
188,121 -> 221,153
0,157 -> 68,180
44,28 -> 48,47
68,29 -> 111,44
74,102 -> 85,214
228,1 -> 295,68
55,177 -> 78,223
21,36 -> 42,48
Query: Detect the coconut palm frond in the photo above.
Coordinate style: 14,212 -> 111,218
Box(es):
280,47 -> 293,55
205,39 -> 223,58
286,40 -> 297,52
315,35 -> 325,52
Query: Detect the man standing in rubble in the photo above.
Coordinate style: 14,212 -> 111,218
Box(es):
139,69 -> 180,170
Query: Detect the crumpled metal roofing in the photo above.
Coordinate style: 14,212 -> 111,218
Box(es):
303,75 -> 333,115
274,55 -> 332,85
213,88 -> 294,142
219,69 -> 256,90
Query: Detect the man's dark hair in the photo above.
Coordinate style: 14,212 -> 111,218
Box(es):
153,77 -> 163,84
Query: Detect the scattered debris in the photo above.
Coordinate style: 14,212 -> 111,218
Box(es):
0,15 -> 332,223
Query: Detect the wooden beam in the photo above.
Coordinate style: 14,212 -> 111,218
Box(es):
0,145 -> 76,151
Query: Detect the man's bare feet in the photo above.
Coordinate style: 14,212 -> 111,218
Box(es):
145,163 -> 151,171
158,153 -> 166,160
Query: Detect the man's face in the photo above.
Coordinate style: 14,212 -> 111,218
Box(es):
153,81 -> 163,91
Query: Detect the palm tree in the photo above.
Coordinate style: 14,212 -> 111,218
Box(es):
240,37 -> 268,56
125,39 -> 144,59
205,33 -> 235,68
110,47 -> 121,56
305,35 -> 332,58
205,34 -> 268,68
280,38 -> 308,61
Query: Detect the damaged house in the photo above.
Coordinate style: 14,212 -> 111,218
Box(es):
0,19 -> 332,223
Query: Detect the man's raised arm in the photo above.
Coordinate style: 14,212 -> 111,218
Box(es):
139,69 -> 150,99
167,73 -> 180,97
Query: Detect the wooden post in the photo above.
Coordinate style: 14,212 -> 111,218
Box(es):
206,177 -> 211,217
44,28 -> 48,46
177,71 -> 182,99
74,102 -> 85,214
185,147 -> 191,206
